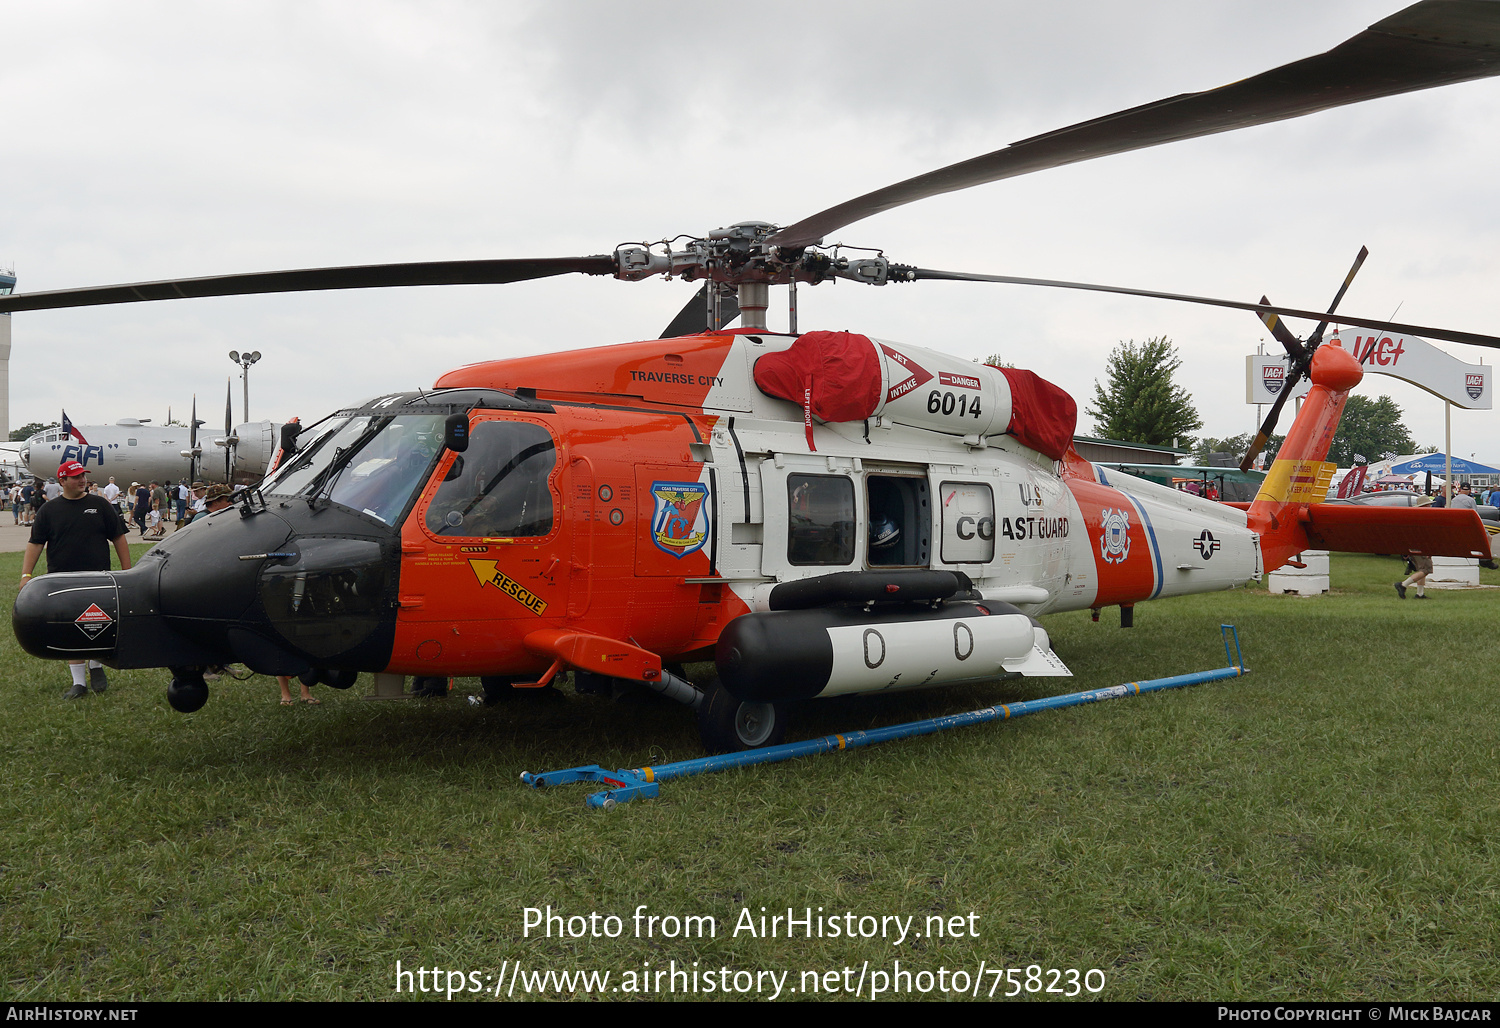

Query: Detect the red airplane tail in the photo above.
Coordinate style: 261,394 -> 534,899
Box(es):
1248,341 -> 1492,570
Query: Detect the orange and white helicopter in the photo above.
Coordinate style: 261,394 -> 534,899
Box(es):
8,0 -> 1500,751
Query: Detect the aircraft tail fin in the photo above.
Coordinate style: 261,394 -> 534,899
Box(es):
1247,341 -> 1363,571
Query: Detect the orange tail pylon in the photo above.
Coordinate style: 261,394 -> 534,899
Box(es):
1247,341 -> 1364,572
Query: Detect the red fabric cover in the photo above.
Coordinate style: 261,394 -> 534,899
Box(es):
996,367 -> 1077,461
753,332 -> 883,448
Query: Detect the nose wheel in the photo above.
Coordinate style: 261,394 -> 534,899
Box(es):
167,671 -> 208,713
696,674 -> 786,754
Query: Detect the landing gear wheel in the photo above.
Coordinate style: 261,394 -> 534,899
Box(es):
167,675 -> 208,713
479,676 -> 517,705
412,676 -> 449,698
696,675 -> 786,754
323,670 -> 358,690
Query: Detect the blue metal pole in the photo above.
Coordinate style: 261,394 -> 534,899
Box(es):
521,625 -> 1247,808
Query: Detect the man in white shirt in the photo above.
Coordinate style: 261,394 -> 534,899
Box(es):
102,477 -> 120,506
43,479 -> 61,501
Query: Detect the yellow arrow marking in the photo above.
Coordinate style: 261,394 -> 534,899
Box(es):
467,559 -> 548,616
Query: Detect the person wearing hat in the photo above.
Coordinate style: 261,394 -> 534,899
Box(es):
190,483 -> 235,522
21,461 -> 133,699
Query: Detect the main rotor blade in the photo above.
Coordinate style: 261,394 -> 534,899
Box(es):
770,2 -> 1500,248
1241,386 -> 1297,473
659,282 -> 741,338
1309,245 -> 1370,346
0,256 -> 617,314
907,267 -> 1500,351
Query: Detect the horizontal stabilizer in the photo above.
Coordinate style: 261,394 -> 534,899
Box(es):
1301,505 -> 1492,558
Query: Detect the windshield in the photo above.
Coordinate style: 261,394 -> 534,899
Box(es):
262,415 -> 353,496
264,413 -> 445,525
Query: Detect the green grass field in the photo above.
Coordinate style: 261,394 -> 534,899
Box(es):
2,547 -> 1497,1001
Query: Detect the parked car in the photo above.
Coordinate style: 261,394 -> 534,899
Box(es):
1325,490 -> 1430,508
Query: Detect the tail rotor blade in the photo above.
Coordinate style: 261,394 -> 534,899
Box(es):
1258,295 -> 1307,359
1308,245 -> 1369,346
1240,385 -> 1296,472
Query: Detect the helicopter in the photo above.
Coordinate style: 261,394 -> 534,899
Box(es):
7,0 -> 1500,753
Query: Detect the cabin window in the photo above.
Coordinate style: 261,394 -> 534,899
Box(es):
866,474 -> 930,567
939,481 -> 995,564
786,473 -> 855,566
425,420 -> 555,538
127,438 -> 137,446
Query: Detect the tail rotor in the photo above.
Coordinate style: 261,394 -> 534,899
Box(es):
1240,246 -> 1368,472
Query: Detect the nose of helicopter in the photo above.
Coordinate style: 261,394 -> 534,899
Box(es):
13,568 -> 135,664
13,501 -> 398,684
13,505 -> 298,670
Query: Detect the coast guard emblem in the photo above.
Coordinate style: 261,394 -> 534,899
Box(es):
1099,508 -> 1131,564
650,481 -> 710,558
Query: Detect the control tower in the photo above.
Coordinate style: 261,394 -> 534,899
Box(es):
0,267 -> 12,440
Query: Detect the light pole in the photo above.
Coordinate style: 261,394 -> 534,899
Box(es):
228,350 -> 261,422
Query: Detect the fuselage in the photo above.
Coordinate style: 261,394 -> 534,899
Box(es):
13,329 -> 1262,683
23,419 -> 277,486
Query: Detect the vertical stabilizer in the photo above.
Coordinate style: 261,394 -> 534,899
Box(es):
1248,341 -> 1364,571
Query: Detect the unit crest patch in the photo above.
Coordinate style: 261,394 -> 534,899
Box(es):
1099,508 -> 1131,564
650,481 -> 710,558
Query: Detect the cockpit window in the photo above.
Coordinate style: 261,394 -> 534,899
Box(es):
327,418 -> 445,524
263,413 -> 445,526
262,415 -> 355,496
425,421 -> 555,538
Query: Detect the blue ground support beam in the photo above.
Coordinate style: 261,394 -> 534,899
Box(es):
521,625 -> 1248,808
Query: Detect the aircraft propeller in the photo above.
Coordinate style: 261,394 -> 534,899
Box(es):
224,381 -> 234,483
189,394 -> 198,483
207,381 -> 238,484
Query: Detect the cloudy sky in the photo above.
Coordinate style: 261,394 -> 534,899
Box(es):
3,1 -> 1498,459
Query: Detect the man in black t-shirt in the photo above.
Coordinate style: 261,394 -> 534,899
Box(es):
21,461 -> 133,699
